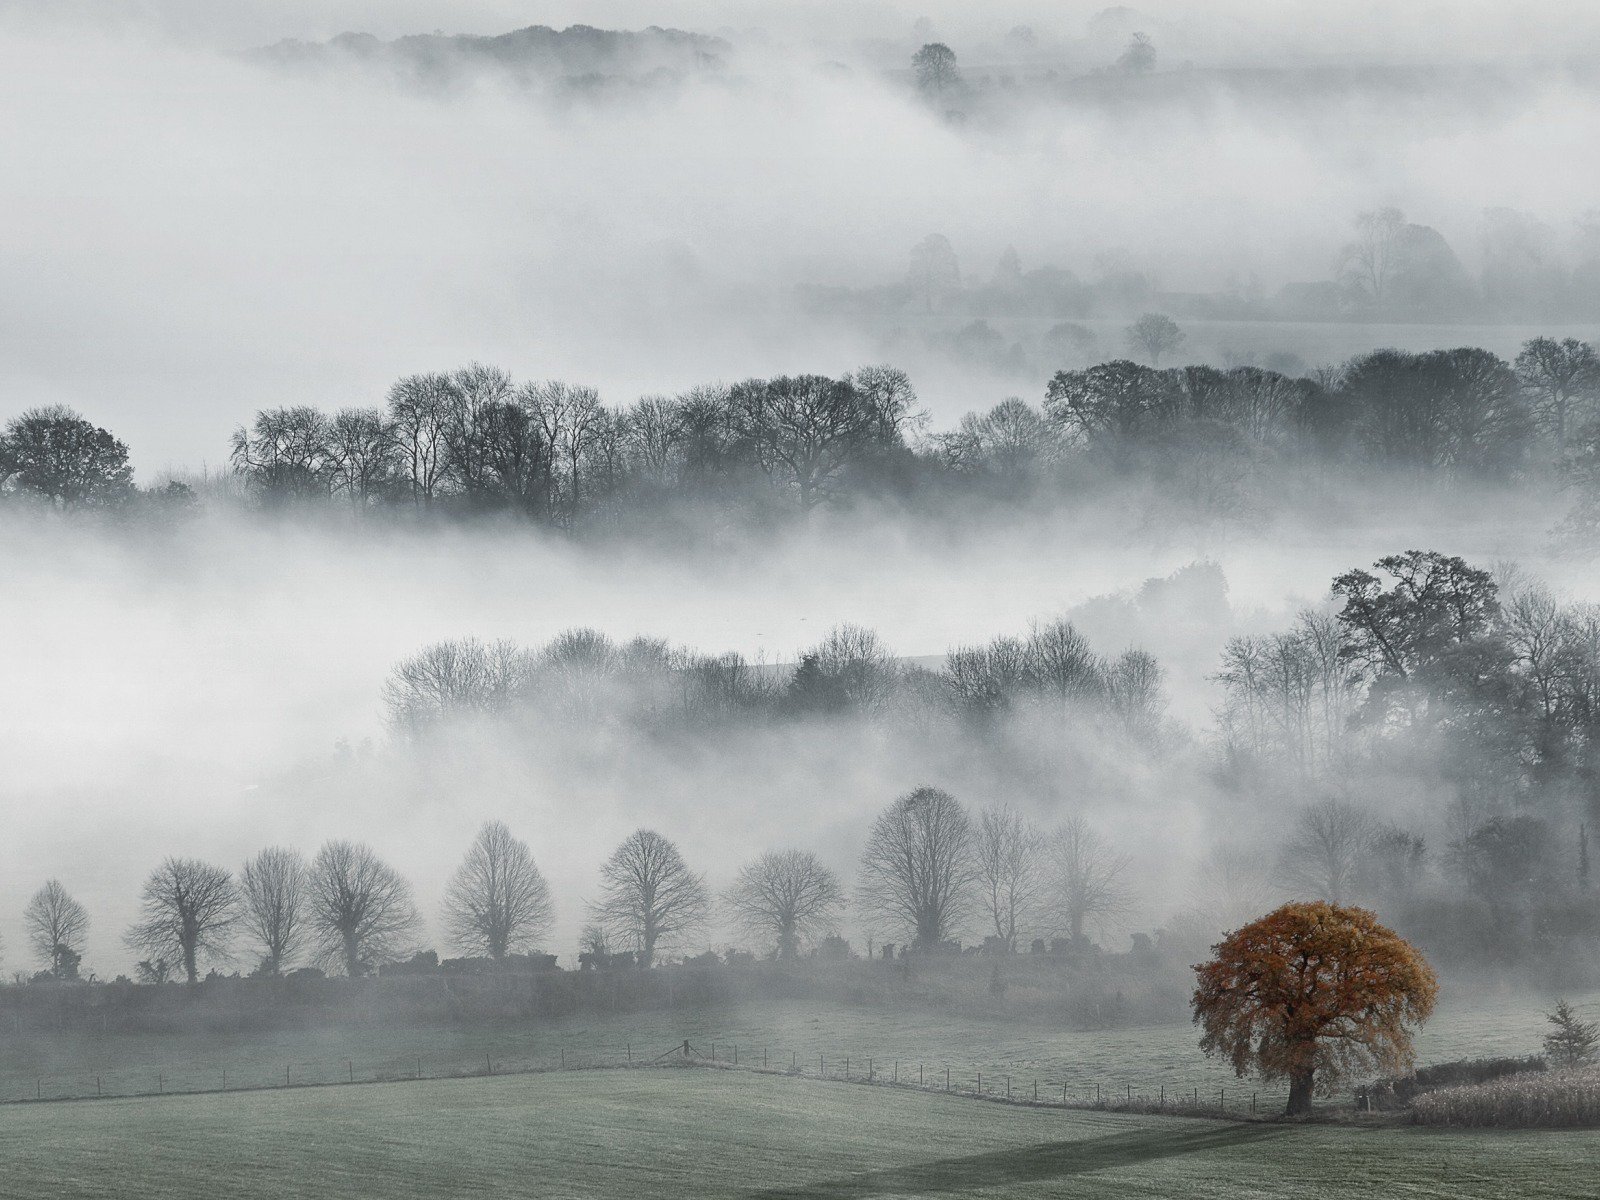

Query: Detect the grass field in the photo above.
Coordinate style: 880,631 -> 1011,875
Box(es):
2,1067 -> 1595,1199
5,986 -> 1595,1111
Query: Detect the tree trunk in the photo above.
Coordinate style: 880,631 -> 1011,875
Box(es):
1286,1070 -> 1315,1116
182,940 -> 198,985
344,932 -> 361,979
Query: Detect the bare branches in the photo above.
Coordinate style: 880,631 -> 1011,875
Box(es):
725,850 -> 844,958
306,841 -> 422,977
443,821 -> 555,959
1279,798 -> 1375,904
856,786 -> 976,949
1049,815 -> 1131,943
590,829 -> 709,967
240,847 -> 307,976
124,858 -> 240,984
975,805 -> 1046,949
24,880 -> 89,979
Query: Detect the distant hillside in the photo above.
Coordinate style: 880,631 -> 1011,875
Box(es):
255,23 -> 732,90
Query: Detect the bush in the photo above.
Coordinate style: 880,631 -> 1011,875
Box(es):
1357,1056 -> 1545,1110
1413,1066 -> 1600,1127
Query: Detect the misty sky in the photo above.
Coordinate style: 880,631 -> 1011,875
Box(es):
5,1 -> 1600,471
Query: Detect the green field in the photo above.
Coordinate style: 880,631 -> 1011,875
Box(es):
1,1067 -> 1593,1198
5,987 -> 1589,1110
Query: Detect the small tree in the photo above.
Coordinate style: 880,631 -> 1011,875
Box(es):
1050,815 -> 1130,943
1193,901 -> 1438,1115
725,850 -> 844,958
240,847 -> 307,977
306,841 -> 422,977
911,42 -> 960,94
0,406 -> 134,507
975,805 -> 1045,950
442,821 -> 555,959
1126,313 -> 1184,365
590,829 -> 710,967
124,858 -> 240,984
1118,32 -> 1156,74
1543,1001 -> 1600,1067
23,880 -> 89,981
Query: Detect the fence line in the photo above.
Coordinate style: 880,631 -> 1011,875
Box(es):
3,1035 -> 1281,1119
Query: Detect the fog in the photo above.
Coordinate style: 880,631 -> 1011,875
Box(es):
6,2 -> 1600,985
6,2 -> 1600,473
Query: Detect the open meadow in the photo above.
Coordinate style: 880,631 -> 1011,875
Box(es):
5,986 -> 1592,1112
1,1067 -> 1594,1199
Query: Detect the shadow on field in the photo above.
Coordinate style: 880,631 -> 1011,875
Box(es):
743,1125 -> 1285,1198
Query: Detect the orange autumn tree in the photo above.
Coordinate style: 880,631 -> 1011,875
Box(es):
1192,901 -> 1438,1116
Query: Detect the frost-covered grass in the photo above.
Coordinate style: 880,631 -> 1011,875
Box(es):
7,1068 -> 1600,1199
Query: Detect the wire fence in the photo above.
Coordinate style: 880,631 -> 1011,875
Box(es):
2,1036 -> 1279,1119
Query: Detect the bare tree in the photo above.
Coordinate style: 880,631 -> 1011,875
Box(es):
975,805 -> 1045,950
124,858 -> 240,984
1279,798 -> 1374,904
857,786 -> 976,949
386,372 -> 454,505
590,829 -> 710,967
1516,336 -> 1600,453
240,847 -> 307,977
1339,207 -> 1406,307
1049,815 -> 1131,943
1126,313 -> 1185,365
725,850 -> 844,958
306,841 -> 422,977
443,821 -> 555,960
24,880 -> 89,980
382,637 -> 532,736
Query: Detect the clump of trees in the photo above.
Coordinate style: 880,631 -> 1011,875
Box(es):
380,617 -> 1167,748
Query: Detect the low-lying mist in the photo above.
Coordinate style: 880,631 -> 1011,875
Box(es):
3,482 -> 1590,976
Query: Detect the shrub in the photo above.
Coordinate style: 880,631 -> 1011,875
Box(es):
1357,1056 -> 1545,1110
1413,1066 -> 1600,1127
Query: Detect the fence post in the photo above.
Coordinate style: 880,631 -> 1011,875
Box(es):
222,1068 -> 227,1090
1063,1082 -> 1068,1105
1160,1084 -> 1164,1108
733,1045 -> 737,1066
627,1044 -> 631,1064
946,1067 -> 950,1091
348,1060 -> 354,1084
417,1057 -> 422,1080
97,1076 -> 102,1097
1033,1080 -> 1038,1102
561,1048 -> 565,1069
158,1074 -> 164,1095
1006,1076 -> 1011,1099
792,1051 -> 797,1071
1252,1092 -> 1257,1114
894,1061 -> 898,1083
844,1057 -> 849,1079
487,1053 -> 493,1076
1220,1089 -> 1225,1110
36,1079 -> 41,1100
820,1054 -> 824,1076
286,1065 -> 290,1087
711,1043 -> 716,1062
977,1071 -> 982,1094
868,1058 -> 872,1082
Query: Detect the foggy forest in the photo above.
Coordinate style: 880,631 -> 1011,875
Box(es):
7,2 -> 1600,1195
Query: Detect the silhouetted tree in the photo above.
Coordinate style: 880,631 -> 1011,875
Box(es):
908,234 -> 961,313
725,850 -> 844,958
24,880 -> 89,980
306,841 -> 422,977
911,42 -> 960,94
857,787 -> 976,948
125,858 -> 240,984
591,829 -> 709,967
0,406 -> 133,508
240,847 -> 307,977
1516,337 -> 1599,454
1117,31 -> 1155,74
1279,799 -> 1373,904
442,821 -> 555,959
1126,313 -> 1184,365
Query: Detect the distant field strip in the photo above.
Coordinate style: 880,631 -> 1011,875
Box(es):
2,990 -> 1584,1111
1,1069 -> 1595,1200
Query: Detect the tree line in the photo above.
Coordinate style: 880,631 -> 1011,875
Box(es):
12,797 -> 1130,985
7,336 -> 1600,531
379,619 -> 1166,746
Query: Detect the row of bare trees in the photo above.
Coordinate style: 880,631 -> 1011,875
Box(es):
23,793 -> 1131,982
